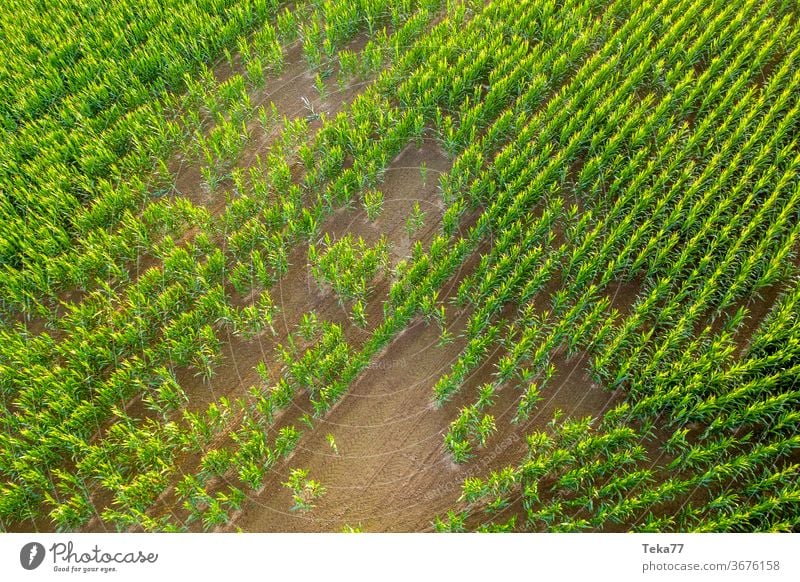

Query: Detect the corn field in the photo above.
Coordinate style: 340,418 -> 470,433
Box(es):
1,0 -> 798,533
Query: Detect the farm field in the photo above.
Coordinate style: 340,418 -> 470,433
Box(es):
1,0 -> 799,533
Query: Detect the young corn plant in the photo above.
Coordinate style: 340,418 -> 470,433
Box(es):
283,468 -> 326,512
314,73 -> 328,99
326,434 -> 339,455
308,233 -> 389,304
351,299 -> 368,328
363,189 -> 384,220
406,202 -> 426,237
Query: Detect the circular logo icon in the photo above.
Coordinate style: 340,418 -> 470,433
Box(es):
20,542 -> 46,570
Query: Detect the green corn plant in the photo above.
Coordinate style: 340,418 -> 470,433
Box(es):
326,434 -> 339,455
433,510 -> 467,532
274,426 -> 300,458
202,498 -> 229,531
283,468 -> 326,512
406,202 -> 426,237
351,299 -> 368,328
363,189 -> 384,220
